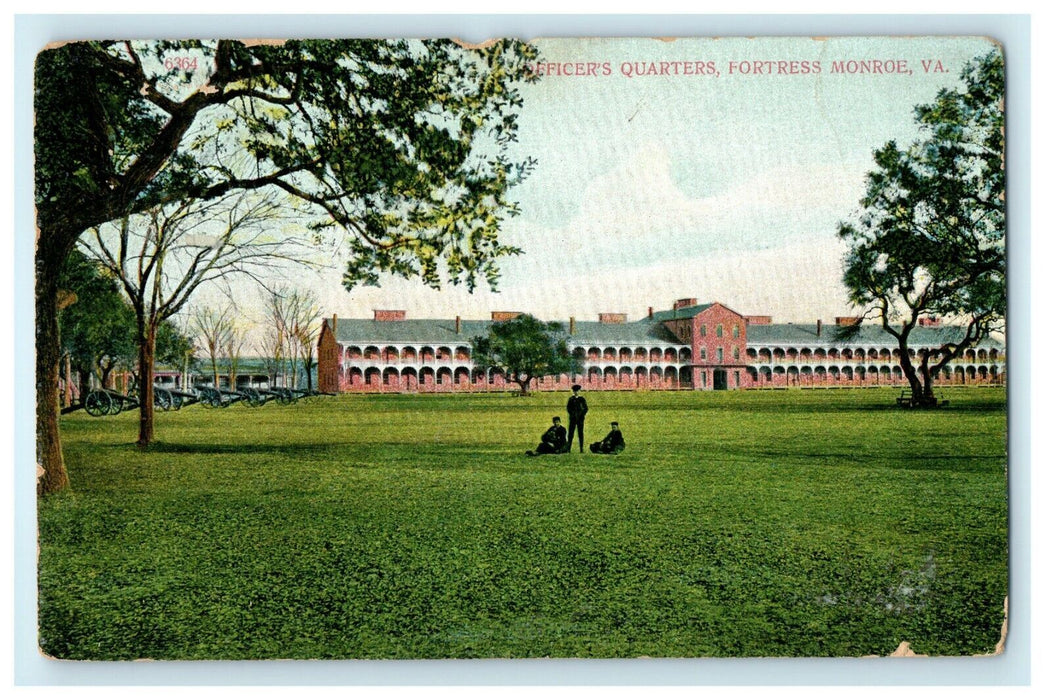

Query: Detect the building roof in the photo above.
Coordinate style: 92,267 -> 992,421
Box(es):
650,303 -> 713,322
746,322 -> 1003,348
326,316 -> 1002,349
329,318 -> 681,346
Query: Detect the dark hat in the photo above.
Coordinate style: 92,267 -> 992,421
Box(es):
572,384 -> 582,391
611,421 -> 619,426
552,416 -> 561,422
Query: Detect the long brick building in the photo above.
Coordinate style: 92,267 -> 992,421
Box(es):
316,298 -> 1005,393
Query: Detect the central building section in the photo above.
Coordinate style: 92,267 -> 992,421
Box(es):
317,298 -> 749,393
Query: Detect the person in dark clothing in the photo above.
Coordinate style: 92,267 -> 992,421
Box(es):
526,416 -> 568,456
590,421 -> 625,454
565,384 -> 588,453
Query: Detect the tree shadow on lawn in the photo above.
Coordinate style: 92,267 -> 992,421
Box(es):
137,440 -> 348,457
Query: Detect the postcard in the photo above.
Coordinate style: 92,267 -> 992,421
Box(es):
33,35 -> 1007,661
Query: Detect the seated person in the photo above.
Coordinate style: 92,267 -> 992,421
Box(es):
590,421 -> 625,454
526,416 -> 567,456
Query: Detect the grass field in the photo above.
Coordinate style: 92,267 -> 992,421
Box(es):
37,387 -> 1008,659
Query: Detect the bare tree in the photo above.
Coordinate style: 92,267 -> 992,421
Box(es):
191,306 -> 234,390
263,286 -> 319,389
223,321 -> 250,391
81,192 -> 311,445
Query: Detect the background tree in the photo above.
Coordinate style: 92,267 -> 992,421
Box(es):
192,305 -> 234,390
837,49 -> 1005,407
222,322 -> 249,391
58,250 -> 136,399
471,314 -> 576,396
81,193 -> 294,446
35,38 -> 540,493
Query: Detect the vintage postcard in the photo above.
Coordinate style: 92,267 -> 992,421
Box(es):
34,35 -> 1007,661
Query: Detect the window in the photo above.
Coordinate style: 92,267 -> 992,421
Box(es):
733,325 -> 739,339
733,347 -> 740,360
700,348 -> 707,360
700,325 -> 707,337
717,347 -> 724,362
716,324 -> 723,338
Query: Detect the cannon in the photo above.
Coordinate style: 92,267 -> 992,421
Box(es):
194,385 -> 244,408
165,387 -> 201,410
76,386 -> 176,417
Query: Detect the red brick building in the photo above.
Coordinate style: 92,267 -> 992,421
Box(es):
317,298 -> 1005,393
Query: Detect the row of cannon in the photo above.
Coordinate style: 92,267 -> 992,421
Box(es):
65,385 -> 335,417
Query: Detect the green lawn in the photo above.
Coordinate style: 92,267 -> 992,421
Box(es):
38,387 -> 1008,659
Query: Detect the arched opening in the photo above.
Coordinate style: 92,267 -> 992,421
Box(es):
634,348 -> 648,362
365,367 -> 382,387
436,346 -> 452,363
604,367 -> 617,384
619,348 -> 633,363
349,367 -> 364,387
364,346 -> 380,361
401,367 -> 418,391
455,367 -> 471,387
664,366 -> 678,388
650,367 -> 663,385
679,366 -> 693,388
420,346 -> 435,364
603,347 -> 617,362
347,345 -> 363,361
664,348 -> 677,363
587,347 -> 601,362
420,367 -> 436,388
679,347 -> 692,363
382,346 -> 399,363
587,366 -> 601,385
401,346 -> 418,363
455,346 -> 472,362
382,367 -> 399,389
635,366 -> 648,386
650,348 -> 663,363
437,367 -> 454,387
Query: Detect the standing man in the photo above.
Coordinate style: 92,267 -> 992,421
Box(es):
565,383 -> 588,453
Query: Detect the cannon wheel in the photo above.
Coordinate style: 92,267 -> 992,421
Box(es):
275,388 -> 295,405
242,388 -> 264,408
170,393 -> 183,410
155,388 -> 173,411
84,390 -> 113,417
198,388 -> 218,408
106,394 -> 125,415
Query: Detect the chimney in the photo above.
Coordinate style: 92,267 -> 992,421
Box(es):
648,306 -> 654,319
332,313 -> 337,334
745,315 -> 771,325
817,319 -> 822,337
374,309 -> 406,322
455,315 -> 461,334
673,297 -> 698,311
569,316 -> 576,334
836,316 -> 862,326
599,313 -> 627,324
491,311 -> 522,322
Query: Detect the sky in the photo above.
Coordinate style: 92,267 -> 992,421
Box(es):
292,35 -> 999,327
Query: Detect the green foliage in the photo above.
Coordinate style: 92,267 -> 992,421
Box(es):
35,38 -> 541,291
58,250 -> 137,382
837,50 -> 1005,400
471,314 -> 576,394
39,389 -> 1007,659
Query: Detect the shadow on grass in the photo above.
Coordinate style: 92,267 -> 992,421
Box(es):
137,441 -> 341,456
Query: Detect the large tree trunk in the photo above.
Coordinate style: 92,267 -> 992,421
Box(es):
137,319 -> 156,447
36,250 -> 70,495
